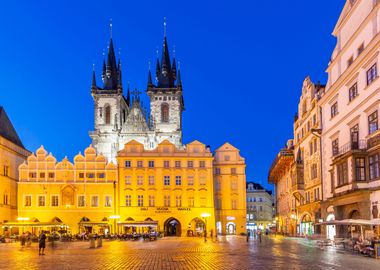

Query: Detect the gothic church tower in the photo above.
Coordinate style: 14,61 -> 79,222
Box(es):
89,37 -> 130,162
147,33 -> 184,147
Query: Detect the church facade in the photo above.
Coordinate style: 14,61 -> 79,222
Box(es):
5,29 -> 247,237
89,34 -> 184,163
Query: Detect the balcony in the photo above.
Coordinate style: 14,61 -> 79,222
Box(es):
332,140 -> 367,158
268,148 -> 294,183
291,183 -> 304,193
368,133 -> 380,149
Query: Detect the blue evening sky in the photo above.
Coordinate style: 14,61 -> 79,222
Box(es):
0,1 -> 344,190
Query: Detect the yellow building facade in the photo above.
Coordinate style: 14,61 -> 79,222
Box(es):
0,107 -> 30,230
10,140 -> 246,237
214,143 -> 247,235
15,145 -> 117,234
117,140 -> 216,237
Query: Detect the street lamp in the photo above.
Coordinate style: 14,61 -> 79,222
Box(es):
109,215 -> 120,235
201,213 -> 211,242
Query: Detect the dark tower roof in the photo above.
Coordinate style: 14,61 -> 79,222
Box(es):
154,37 -> 179,88
0,106 -> 24,148
92,70 -> 97,88
103,38 -> 120,90
92,37 -> 124,94
147,69 -> 153,86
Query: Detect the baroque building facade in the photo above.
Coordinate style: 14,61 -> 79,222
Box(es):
320,0 -> 380,239
269,0 -> 380,239
16,145 -> 118,234
117,140 -> 216,237
0,107 -> 30,231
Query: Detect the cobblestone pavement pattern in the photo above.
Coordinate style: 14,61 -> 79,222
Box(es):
0,236 -> 379,270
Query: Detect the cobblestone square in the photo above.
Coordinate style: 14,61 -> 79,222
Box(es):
0,236 -> 379,270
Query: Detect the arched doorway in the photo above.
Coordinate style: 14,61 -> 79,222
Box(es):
348,210 -> 361,238
187,218 -> 205,237
164,218 -> 181,236
300,214 -> 313,236
226,222 -> 236,235
326,214 -> 336,240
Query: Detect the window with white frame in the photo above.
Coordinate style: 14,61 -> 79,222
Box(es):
369,111 -> 378,134
149,195 -> 155,207
348,83 -> 358,102
367,63 -> 378,85
3,194 -> 8,205
231,199 -> 237,210
188,196 -> 194,207
148,175 -> 155,185
176,195 -> 182,207
137,195 -> 144,207
137,175 -> 144,186
78,195 -> 85,207
125,195 -> 132,207
331,102 -> 338,118
200,197 -> 206,207
104,196 -> 112,207
175,176 -> 182,186
199,175 -> 206,185
91,196 -> 99,207
51,195 -> 59,207
164,195 -> 170,207
164,176 -> 170,186
24,195 -> 32,207
125,175 -> 131,185
38,195 -> 46,207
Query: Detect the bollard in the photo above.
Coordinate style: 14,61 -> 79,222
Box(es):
89,238 -> 96,248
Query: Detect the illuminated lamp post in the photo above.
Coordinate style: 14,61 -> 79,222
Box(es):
201,213 -> 211,242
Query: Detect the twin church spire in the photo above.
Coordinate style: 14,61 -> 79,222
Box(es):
92,19 -> 182,95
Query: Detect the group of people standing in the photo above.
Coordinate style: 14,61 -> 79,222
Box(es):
247,229 -> 264,243
20,231 -> 47,255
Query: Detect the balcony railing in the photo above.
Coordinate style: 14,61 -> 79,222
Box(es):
268,148 -> 294,182
332,140 -> 367,157
291,183 -> 304,192
368,133 -> 380,149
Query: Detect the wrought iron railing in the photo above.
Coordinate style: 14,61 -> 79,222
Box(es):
332,140 -> 367,157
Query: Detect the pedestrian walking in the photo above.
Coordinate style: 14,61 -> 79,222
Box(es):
38,231 -> 46,255
257,229 -> 262,243
246,231 -> 250,242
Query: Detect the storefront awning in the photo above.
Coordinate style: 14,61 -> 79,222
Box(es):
78,221 -> 109,226
2,221 -> 64,227
316,219 -> 380,226
117,221 -> 158,227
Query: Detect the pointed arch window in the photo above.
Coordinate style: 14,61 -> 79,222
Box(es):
161,103 -> 169,123
105,105 -> 111,124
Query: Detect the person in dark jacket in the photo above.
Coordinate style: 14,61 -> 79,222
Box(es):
39,231 -> 46,255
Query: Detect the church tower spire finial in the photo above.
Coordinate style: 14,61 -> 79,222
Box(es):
109,18 -> 113,39
163,17 -> 167,38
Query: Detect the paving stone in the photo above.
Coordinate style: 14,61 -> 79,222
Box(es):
0,236 -> 378,270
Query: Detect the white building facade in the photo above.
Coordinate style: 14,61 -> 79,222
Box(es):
89,35 -> 184,162
320,0 -> 380,237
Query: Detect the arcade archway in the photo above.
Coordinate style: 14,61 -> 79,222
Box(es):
226,222 -> 236,235
187,217 -> 205,237
164,217 -> 181,236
